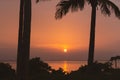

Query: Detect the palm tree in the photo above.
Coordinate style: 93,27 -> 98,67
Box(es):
17,0 -> 40,80
55,0 -> 120,65
87,0 -> 120,65
17,0 -> 25,80
17,0 -> 31,80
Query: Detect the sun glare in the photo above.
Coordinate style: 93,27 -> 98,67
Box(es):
63,61 -> 67,72
64,49 -> 67,53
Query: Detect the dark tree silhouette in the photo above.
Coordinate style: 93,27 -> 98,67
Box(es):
86,0 -> 120,65
110,56 -> 120,68
55,0 -> 120,65
17,0 -> 31,80
17,0 -> 40,80
17,0 -> 24,80
29,57 -> 52,80
51,68 -> 67,80
0,63 -> 15,80
68,62 -> 119,80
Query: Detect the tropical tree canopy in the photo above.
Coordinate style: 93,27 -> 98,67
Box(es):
55,0 -> 120,19
55,0 -> 120,65
55,0 -> 85,19
97,0 -> 120,18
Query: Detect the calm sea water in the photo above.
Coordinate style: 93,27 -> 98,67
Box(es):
45,61 -> 87,72
4,60 -> 120,72
5,61 -> 87,72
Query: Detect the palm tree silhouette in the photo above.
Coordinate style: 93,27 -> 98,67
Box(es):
17,0 -> 31,80
17,0 -> 40,80
17,0 -> 24,80
55,0 -> 120,65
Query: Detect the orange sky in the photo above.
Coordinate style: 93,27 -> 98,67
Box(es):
0,0 -> 120,61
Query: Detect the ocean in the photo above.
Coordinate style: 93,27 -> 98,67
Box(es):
4,60 -> 120,72
45,61 -> 87,72
5,61 -> 87,72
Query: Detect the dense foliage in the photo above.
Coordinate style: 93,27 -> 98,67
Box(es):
0,63 -> 15,80
0,58 -> 120,80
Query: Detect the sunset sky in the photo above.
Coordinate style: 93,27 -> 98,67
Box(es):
0,0 -> 120,61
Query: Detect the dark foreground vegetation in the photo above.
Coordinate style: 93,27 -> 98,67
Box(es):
0,57 -> 120,80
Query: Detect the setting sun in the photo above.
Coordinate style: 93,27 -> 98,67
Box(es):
64,49 -> 67,53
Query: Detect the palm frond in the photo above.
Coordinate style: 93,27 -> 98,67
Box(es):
86,0 -> 98,7
98,0 -> 120,19
98,0 -> 111,16
78,0 -> 85,10
55,0 -> 71,19
55,0 -> 85,19
71,0 -> 85,11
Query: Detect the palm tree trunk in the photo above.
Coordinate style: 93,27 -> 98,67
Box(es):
22,0 -> 32,80
17,0 -> 31,80
17,0 -> 24,80
88,5 -> 96,65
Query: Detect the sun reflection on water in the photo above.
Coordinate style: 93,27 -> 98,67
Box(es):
63,61 -> 68,72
